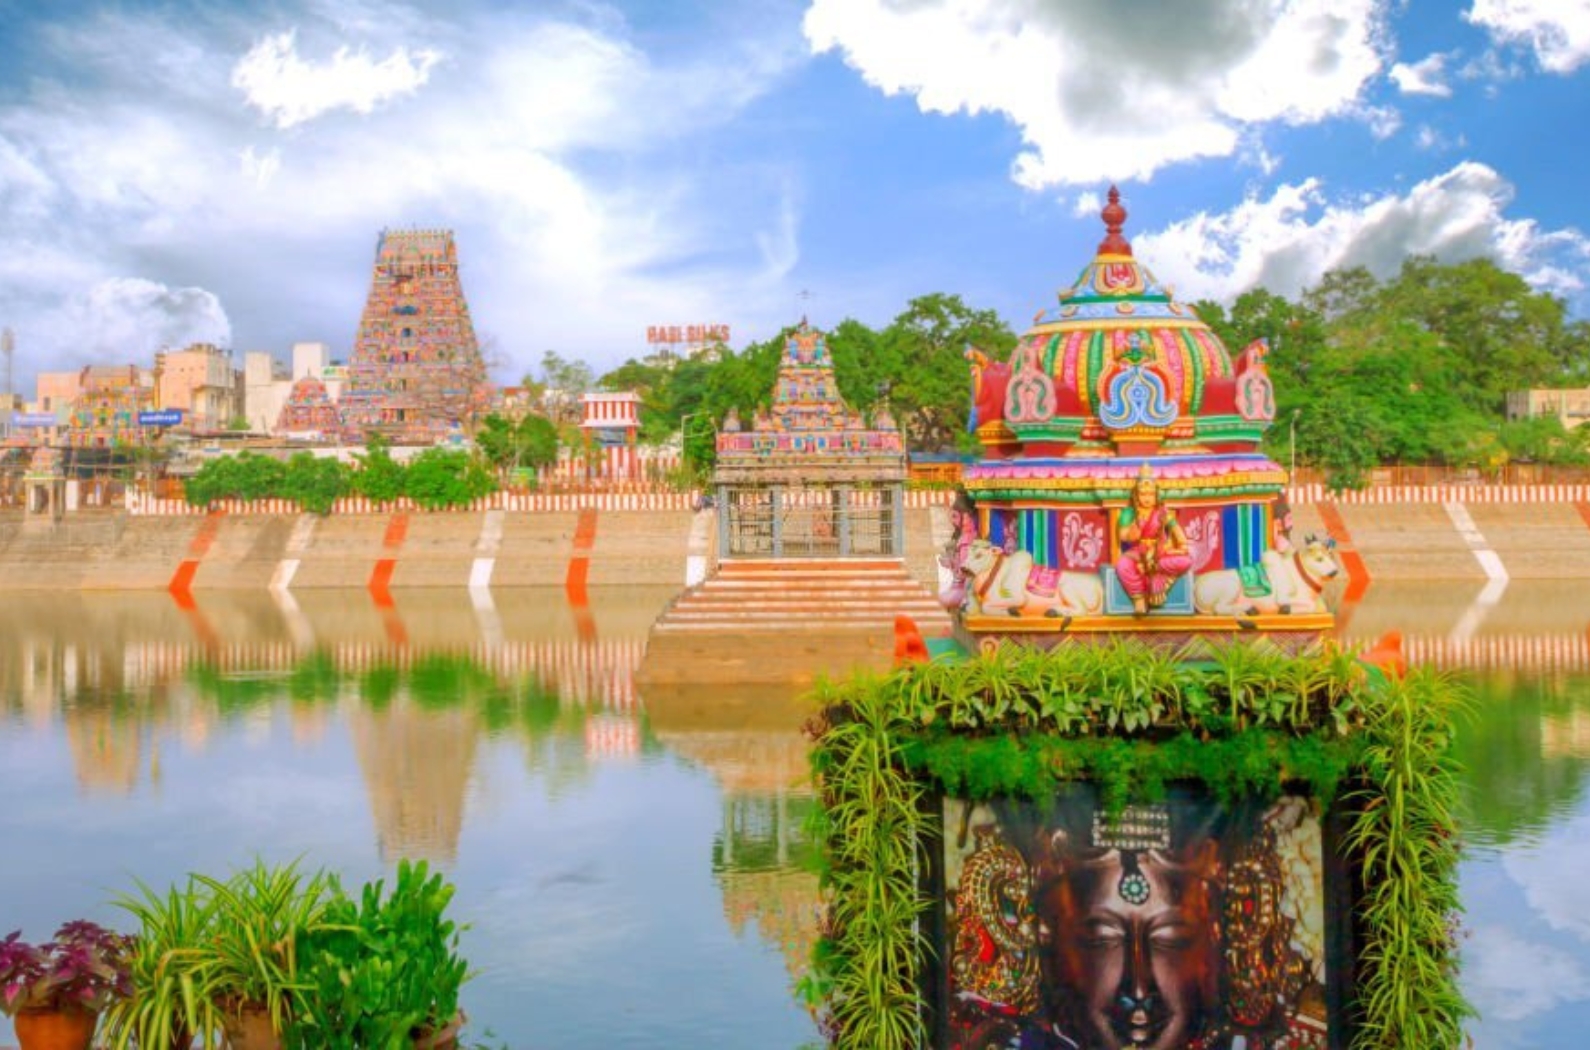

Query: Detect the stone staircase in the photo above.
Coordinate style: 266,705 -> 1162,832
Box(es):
650,557 -> 955,636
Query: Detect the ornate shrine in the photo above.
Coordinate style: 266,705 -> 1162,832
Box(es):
944,189 -> 1337,650
275,376 -> 344,440
339,229 -> 494,444
66,366 -> 156,449
712,321 -> 906,559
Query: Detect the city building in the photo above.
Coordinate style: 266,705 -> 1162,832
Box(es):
339,229 -> 494,443
579,391 -> 642,481
154,342 -> 242,432
1507,387 -> 1590,429
64,365 -> 156,448
243,351 -> 292,433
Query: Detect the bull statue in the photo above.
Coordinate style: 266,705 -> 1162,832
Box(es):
1192,536 -> 1342,617
961,539 -> 1105,618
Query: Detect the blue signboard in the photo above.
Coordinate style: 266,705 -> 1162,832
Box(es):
12,412 -> 57,428
138,410 -> 184,427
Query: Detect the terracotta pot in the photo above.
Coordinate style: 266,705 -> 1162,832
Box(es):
14,1007 -> 98,1050
221,1004 -> 281,1050
411,1010 -> 466,1050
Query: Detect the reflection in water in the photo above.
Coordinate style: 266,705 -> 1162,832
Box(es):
350,700 -> 479,863
3,582 -> 1590,1047
1454,671 -> 1590,849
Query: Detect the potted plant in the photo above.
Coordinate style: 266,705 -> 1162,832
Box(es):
286,859 -> 470,1050
101,876 -> 224,1049
195,859 -> 334,1050
0,920 -> 133,1050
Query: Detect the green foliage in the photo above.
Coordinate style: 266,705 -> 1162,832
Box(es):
681,412 -> 717,481
194,859 -> 335,1037
805,642 -> 1471,1050
286,860 -> 470,1050
103,876 -> 225,1050
279,453 -> 351,515
1345,671 -> 1474,1049
474,413 -> 559,475
352,437 -> 407,504
403,447 -> 498,510
184,452 -> 287,507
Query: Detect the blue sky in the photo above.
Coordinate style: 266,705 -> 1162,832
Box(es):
2,0 -> 1589,394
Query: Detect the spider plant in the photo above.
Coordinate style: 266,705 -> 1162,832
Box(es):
192,858 -> 335,1045
101,875 -> 225,1050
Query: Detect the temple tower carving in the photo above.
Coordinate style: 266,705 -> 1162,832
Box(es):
340,228 -> 494,443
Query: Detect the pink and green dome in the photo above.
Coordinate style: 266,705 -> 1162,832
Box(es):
992,187 -> 1275,455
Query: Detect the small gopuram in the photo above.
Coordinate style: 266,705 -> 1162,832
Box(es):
339,229 -> 494,444
947,188 -> 1336,651
22,445 -> 66,525
712,321 -> 906,561
275,375 -> 344,440
641,321 -> 951,685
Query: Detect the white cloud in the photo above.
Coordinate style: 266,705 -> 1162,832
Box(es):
803,0 -> 1391,188
1389,50 -> 1454,95
1132,162 -> 1590,303
231,29 -> 442,129
1463,924 -> 1590,1024
1505,806 -> 1590,942
1467,0 -> 1590,73
64,278 -> 233,363
1070,190 -> 1102,219
0,3 -> 809,387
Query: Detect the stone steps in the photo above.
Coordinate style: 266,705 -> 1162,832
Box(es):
652,557 -> 954,636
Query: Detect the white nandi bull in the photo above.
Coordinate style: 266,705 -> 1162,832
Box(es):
961,539 -> 1105,618
1193,537 -> 1342,616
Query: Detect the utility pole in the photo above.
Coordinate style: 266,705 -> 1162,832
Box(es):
1,327 -> 13,441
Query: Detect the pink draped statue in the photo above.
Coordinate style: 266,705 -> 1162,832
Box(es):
1114,471 -> 1193,615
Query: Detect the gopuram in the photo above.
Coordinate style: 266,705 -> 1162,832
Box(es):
945,188 -> 1338,652
339,229 -> 494,444
641,321 -> 951,686
275,375 -> 344,441
713,321 -> 907,561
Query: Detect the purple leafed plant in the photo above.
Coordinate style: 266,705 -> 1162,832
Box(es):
0,921 -> 134,1016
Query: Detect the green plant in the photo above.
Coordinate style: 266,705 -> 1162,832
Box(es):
1345,670 -> 1474,1048
279,453 -> 351,515
286,860 -> 470,1050
804,642 -> 1472,1050
101,876 -> 225,1049
403,447 -> 497,510
352,437 -> 407,504
0,921 -> 133,1017
194,859 -> 335,1039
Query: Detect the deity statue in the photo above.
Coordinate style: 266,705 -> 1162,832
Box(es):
1115,464 -> 1193,616
938,489 -> 980,610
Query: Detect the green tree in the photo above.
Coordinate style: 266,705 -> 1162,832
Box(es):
279,453 -> 351,514
537,351 -> 595,426
876,293 -> 1016,451
681,412 -> 717,481
352,437 -> 407,503
474,413 -> 560,476
403,447 -> 498,509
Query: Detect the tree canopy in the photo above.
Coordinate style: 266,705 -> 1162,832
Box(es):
573,256 -> 1590,477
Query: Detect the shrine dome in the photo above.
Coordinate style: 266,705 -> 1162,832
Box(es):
978,187 -> 1276,459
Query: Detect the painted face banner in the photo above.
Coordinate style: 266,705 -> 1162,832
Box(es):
939,785 -> 1331,1050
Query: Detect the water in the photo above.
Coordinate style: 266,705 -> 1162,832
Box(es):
2,584 -> 1588,1048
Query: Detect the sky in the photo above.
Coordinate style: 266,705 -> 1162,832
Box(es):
3,0 -> 1590,396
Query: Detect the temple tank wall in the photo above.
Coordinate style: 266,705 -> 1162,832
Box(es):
0,498 -> 1588,591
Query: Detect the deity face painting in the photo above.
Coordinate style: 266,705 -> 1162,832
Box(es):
1034,840 -> 1220,1050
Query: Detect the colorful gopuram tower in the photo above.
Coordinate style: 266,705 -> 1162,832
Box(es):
275,375 -> 343,439
339,229 -> 494,443
948,188 -> 1337,651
